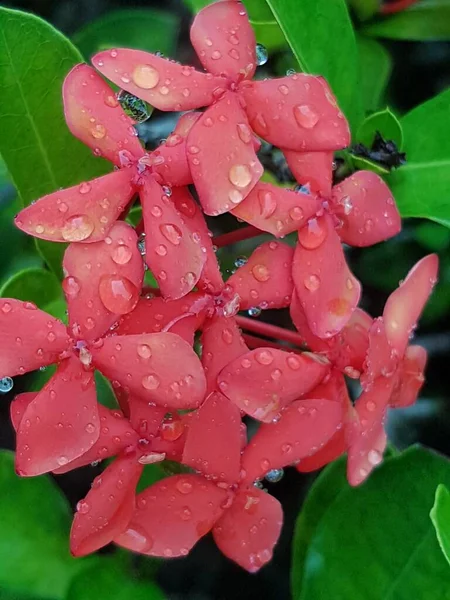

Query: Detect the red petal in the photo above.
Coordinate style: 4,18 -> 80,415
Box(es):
292,215 -> 361,338
129,401 -> 166,439
0,300 -> 68,378
91,333 -> 206,410
201,315 -> 248,395
114,474 -> 227,556
241,398 -> 342,483
15,170 -> 136,243
141,177 -> 205,299
332,171 -> 401,247
116,292 -> 212,345
71,455 -> 142,556
190,1 -> 256,81
283,151 -> 333,196
171,187 -> 223,294
151,112 -> 202,187
16,357 -> 99,476
63,221 -> 144,341
239,75 -> 350,151
212,488 -> 282,573
390,345 -> 427,408
183,391 -> 242,484
63,64 -> 144,165
187,93 -> 263,216
361,319 -> 396,391
383,254 -> 438,357
227,241 -> 294,310
92,50 -> 225,111
231,182 -> 320,237
10,392 -> 36,432
218,348 -> 329,422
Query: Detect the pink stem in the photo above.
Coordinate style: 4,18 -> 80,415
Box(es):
213,226 -> 264,248
236,315 -> 305,347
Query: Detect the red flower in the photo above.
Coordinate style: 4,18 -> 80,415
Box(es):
92,1 -> 350,216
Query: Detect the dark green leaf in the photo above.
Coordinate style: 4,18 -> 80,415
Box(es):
73,9 -> 180,59
365,0 -> 450,41
35,241 -> 66,280
0,450 -> 96,599
292,446 -> 450,599
357,37 -> 392,114
415,222 -> 450,251
356,107 -> 403,148
431,484 -> 450,566
348,0 -> 381,21
136,463 -> 166,494
95,371 -> 119,410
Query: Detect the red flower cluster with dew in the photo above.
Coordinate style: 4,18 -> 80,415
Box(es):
0,0 -> 439,573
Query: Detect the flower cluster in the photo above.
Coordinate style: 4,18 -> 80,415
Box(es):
0,0 -> 438,573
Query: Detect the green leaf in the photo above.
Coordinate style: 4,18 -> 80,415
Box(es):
66,562 -> 165,600
347,0 -> 381,21
431,484 -> 450,566
415,221 -> 450,251
357,37 -> 392,114
0,450 -> 96,599
73,9 -> 180,59
264,0 -> 362,128
364,0 -> 450,41
35,241 -> 66,280
388,88 -> 450,226
292,446 -> 450,599
95,371 -> 119,410
356,107 -> 403,148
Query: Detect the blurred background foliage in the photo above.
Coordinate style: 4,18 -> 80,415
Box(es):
0,0 -> 449,598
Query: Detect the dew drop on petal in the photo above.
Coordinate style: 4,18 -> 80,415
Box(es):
255,349 -> 274,365
79,182 -> 91,195
117,90 -> 150,123
90,124 -> 106,139
98,275 -> 139,314
62,276 -> 81,298
137,344 -> 152,359
112,244 -> 132,265
221,328 -> 233,345
229,164 -> 252,188
298,218 -> 327,250
132,64 -> 160,89
287,355 -> 301,370
229,189 -> 243,204
368,449 -> 382,466
293,104 -> 319,129
252,264 -> 270,282
61,215 -> 95,242
303,274 -> 321,291
248,307 -> 261,318
237,123 -> 252,144
160,223 -> 182,246
176,479 -> 193,494
258,189 -> 277,219
142,374 -> 161,390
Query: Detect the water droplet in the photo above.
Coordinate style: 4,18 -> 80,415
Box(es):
104,94 -> 119,108
151,206 -> 162,218
252,264 -> 270,282
62,276 -> 80,298
255,43 -> 268,66
176,479 -> 193,494
211,50 -> 222,60
155,244 -> 167,256
90,124 -> 106,139
61,215 -> 94,242
293,104 -> 319,129
278,84 -> 289,95
270,369 -> 282,381
57,456 -> 69,466
58,202 -> 68,213
368,449 -> 382,466
0,377 -> 13,393
237,123 -> 252,144
303,274 -> 321,291
265,468 -> 284,483
79,346 -> 92,367
160,223 -> 182,245
287,355 -> 301,370
229,189 -> 243,204
229,164 -> 252,188
1,302 -> 12,314
366,400 -> 376,412
179,506 -> 192,521
142,374 -> 160,390
221,328 -> 233,344
295,183 -> 311,195
228,48 -> 240,60
112,244 -> 132,265
132,64 -> 160,89
289,206 -> 304,221
76,500 -> 90,514
117,90 -> 150,123
255,349 -> 273,365
98,275 -> 139,314
137,344 -> 152,359
341,195 -> 353,215
241,358 -> 252,369
79,182 -> 91,194
234,256 -> 248,268
248,307 -> 262,317
298,218 -> 327,250
85,423 -> 96,434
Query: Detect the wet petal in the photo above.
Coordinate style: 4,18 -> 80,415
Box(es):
227,241 -> 294,310
383,254 -> 438,357
141,177 -> 205,299
93,49 -> 225,111
332,171 -> 401,247
201,315 -> 248,395
63,221 -> 144,341
15,170 -> 136,243
115,474 -> 227,557
360,318 -> 396,391
116,292 -> 213,345
190,1 -> 256,80
390,345 -> 427,408
0,299 -> 68,378
239,75 -> 350,151
129,401 -> 166,439
71,455 -> 142,556
283,150 -> 333,196
63,64 -> 144,165
212,488 -> 282,573
218,348 -> 329,422
292,215 -> 361,338
241,398 -> 342,483
183,391 -> 242,484
10,392 -> 36,432
91,332 -> 206,410
231,182 -> 320,237
187,93 -> 263,216
16,357 -> 99,476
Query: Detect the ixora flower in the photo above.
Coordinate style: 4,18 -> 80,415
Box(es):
296,254 -> 439,485
0,222 -> 206,476
92,0 -> 350,216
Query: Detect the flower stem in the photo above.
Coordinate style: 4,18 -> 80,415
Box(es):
236,315 -> 305,347
380,0 -> 418,14
213,226 -> 264,248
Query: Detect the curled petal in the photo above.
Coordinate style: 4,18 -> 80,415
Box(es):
201,315 -> 248,395
116,292 -> 212,345
16,357 -> 99,476
283,151 -> 333,196
141,177 -> 205,299
241,398 -> 343,483
171,187 -> 223,294
183,392 -> 242,484
187,93 -> 263,216
10,392 -> 37,432
213,488 -> 282,573
63,64 -> 144,165
231,182 -> 320,237
15,170 -> 136,243
71,455 -> 142,556
293,215 -> 361,338
227,241 -> 294,310
115,474 -> 227,557
218,348 -> 329,422
383,254 -> 438,357
0,300 -> 68,378
239,75 -> 350,151
390,345 -> 427,408
332,171 -> 401,247
91,333 -> 206,410
93,50 -> 225,112
63,221 -> 144,341
190,1 -> 256,80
